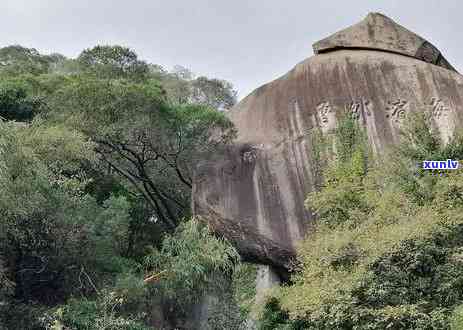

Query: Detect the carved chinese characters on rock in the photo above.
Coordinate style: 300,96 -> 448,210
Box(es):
316,101 -> 332,124
428,97 -> 449,119
316,99 -> 374,133
345,101 -> 361,119
426,97 -> 453,143
345,99 -> 372,120
316,101 -> 336,133
314,96 -> 452,134
385,99 -> 409,123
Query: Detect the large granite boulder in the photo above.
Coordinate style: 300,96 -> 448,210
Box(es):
192,13 -> 463,275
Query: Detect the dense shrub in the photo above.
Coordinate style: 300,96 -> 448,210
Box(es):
0,43 -> 240,329
259,113 -> 463,329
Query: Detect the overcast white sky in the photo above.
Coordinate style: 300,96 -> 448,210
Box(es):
0,0 -> 461,99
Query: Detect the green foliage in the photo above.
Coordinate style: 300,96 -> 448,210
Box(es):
451,305 -> 463,330
44,293 -> 150,330
260,115 -> 463,329
232,263 -> 258,316
257,298 -> 308,330
0,121 -> 136,328
189,76 -> 237,110
306,114 -> 370,228
88,196 -> 138,273
77,45 -> 150,81
205,291 -> 246,330
2,302 -> 49,330
308,128 -> 327,187
0,43 -> 239,328
45,75 -> 235,230
391,112 -> 463,205
397,112 -> 442,163
334,113 -> 368,164
139,218 -> 244,329
152,65 -> 237,109
0,45 -> 60,76
259,298 -> 291,330
144,218 -> 239,304
23,121 -> 96,175
0,78 -> 42,121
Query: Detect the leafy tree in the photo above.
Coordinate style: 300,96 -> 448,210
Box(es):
0,43 -> 242,329
155,65 -> 237,109
46,77 -> 236,230
143,218 -> 239,302
231,263 -> 258,318
160,70 -> 192,104
0,78 -> 43,121
0,45 -> 63,76
190,76 -> 237,110
77,45 -> 150,81
143,218 -> 243,328
0,121 -> 136,328
44,293 -> 151,330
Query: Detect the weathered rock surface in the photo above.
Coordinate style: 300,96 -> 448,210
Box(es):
313,12 -> 456,72
193,13 -> 463,273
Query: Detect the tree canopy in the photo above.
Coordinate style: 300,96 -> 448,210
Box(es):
0,44 -> 243,330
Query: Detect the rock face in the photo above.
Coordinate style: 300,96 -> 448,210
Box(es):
192,13 -> 463,275
313,12 -> 456,72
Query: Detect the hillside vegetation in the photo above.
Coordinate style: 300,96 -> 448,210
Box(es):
258,114 -> 463,330
0,45 -> 254,330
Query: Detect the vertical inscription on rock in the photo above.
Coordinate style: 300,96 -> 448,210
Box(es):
316,101 -> 332,124
425,97 -> 453,143
316,101 -> 335,133
428,97 -> 449,118
345,99 -> 372,120
385,99 -> 409,123
345,101 -> 361,119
